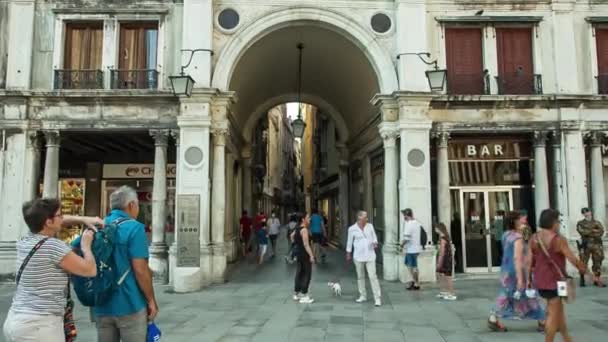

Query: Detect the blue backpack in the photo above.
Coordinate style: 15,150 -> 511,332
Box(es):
72,217 -> 131,307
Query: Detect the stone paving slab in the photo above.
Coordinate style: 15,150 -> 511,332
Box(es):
0,236 -> 607,342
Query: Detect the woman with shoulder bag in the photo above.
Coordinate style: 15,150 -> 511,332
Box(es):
530,209 -> 587,342
3,198 -> 101,342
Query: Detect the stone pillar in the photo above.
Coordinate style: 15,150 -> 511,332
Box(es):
562,123 -> 588,239
25,132 -> 42,201
550,133 -> 563,212
210,124 -> 228,282
379,122 -> 400,281
337,143 -> 350,247
168,130 -> 179,286
5,1 -> 35,89
436,131 -> 451,230
242,146 -> 253,215
533,131 -> 550,222
362,155 -> 373,216
149,130 -> 170,284
42,131 -> 60,198
589,132 -> 606,228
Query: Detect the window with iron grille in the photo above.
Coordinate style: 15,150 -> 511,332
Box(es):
55,22 -> 104,89
445,27 -> 487,95
495,27 -> 541,95
112,22 -> 159,89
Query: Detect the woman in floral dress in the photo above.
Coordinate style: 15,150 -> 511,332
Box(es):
488,211 -> 546,332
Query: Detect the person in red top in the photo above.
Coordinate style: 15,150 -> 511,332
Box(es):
253,211 -> 267,254
239,211 -> 253,256
531,209 -> 587,342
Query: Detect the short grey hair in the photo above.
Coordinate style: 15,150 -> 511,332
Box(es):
109,185 -> 138,210
357,211 -> 368,220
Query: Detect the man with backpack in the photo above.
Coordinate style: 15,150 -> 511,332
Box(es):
93,185 -> 158,342
400,208 -> 425,291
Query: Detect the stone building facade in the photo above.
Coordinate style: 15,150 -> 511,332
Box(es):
1,0 -> 608,290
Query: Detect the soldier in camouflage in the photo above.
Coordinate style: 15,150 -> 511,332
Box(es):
577,207 -> 606,287
518,209 -> 533,242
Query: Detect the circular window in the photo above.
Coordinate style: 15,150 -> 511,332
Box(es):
371,13 -> 392,34
218,9 -> 240,31
407,149 -> 425,167
184,146 -> 204,167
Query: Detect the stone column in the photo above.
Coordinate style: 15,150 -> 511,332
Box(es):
589,132 -> 606,228
149,129 -> 170,284
25,132 -> 42,200
242,146 -> 253,215
168,129 -> 180,286
562,123 -> 588,239
550,132 -> 563,212
436,131 -> 451,229
211,122 -> 228,283
42,131 -> 60,198
336,143 -> 350,246
379,122 -> 400,281
533,131 -> 550,222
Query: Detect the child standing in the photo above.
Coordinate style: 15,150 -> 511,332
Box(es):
435,223 -> 456,300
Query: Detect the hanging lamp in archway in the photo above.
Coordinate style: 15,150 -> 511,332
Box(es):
291,43 -> 306,139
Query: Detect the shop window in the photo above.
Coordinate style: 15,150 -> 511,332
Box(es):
55,22 -> 104,89
445,28 -> 487,95
496,27 -> 541,94
595,27 -> 608,94
112,22 -> 159,89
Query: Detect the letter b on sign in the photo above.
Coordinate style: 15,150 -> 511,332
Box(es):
467,145 -> 477,156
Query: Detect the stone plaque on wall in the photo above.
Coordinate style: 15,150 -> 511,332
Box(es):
176,194 -> 200,267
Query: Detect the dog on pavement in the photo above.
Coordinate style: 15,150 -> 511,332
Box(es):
327,282 -> 342,297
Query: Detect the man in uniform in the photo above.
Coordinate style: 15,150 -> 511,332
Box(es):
577,207 -> 606,287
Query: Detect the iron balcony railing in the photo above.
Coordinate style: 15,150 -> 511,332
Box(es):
110,69 -> 158,89
54,69 -> 104,89
447,72 -> 491,95
495,73 -> 542,95
596,74 -> 608,94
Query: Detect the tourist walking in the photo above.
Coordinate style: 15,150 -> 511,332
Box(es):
292,214 -> 315,304
346,211 -> 382,306
285,214 -> 298,263
435,223 -> 456,300
94,186 -> 159,342
400,208 -> 423,290
239,210 -> 253,256
3,198 -> 101,342
257,217 -> 269,265
310,209 -> 327,263
268,212 -> 281,258
488,210 -> 545,332
531,209 -> 588,342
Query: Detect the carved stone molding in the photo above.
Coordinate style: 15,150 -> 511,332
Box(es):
434,131 -> 450,148
170,129 -> 180,147
27,131 -> 42,150
533,131 -> 548,147
587,131 -> 605,147
43,130 -> 60,147
211,123 -> 229,146
150,129 -> 170,147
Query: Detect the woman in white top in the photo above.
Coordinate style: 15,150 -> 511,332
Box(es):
3,198 -> 101,342
267,212 -> 281,258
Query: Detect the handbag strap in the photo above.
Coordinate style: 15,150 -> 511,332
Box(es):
535,234 -> 566,280
16,237 -> 49,285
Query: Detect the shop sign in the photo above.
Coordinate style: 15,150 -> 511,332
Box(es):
176,194 -> 200,268
103,164 -> 176,179
449,140 -> 531,160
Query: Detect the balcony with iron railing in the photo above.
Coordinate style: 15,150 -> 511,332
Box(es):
596,74 -> 608,94
447,72 -> 491,95
495,73 -> 542,95
54,69 -> 104,90
110,69 -> 158,89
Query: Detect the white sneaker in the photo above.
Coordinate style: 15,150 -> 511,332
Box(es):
299,295 -> 314,304
293,293 -> 303,301
374,299 -> 382,307
355,297 -> 367,303
436,292 -> 448,298
443,294 -> 457,301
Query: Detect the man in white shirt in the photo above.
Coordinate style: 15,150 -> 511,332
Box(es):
400,208 -> 422,290
346,211 -> 382,306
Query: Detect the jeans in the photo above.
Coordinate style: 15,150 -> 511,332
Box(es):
294,256 -> 312,294
96,309 -> 147,342
354,260 -> 382,301
3,310 -> 64,342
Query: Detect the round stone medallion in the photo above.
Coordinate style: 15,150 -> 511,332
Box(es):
407,149 -> 425,167
184,146 -> 204,166
371,13 -> 392,34
218,9 -> 240,31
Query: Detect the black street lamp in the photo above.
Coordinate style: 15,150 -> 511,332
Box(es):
397,52 -> 447,92
170,49 -> 213,97
292,43 -> 306,139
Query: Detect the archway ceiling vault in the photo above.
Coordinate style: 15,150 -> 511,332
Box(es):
228,25 -> 381,137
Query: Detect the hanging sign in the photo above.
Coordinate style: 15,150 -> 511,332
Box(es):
448,140 -> 531,160
102,164 -> 176,179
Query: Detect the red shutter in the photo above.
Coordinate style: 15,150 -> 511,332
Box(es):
595,28 -> 608,93
445,28 -> 484,94
496,27 -> 533,94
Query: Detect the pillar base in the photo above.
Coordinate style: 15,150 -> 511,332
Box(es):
398,246 -> 437,283
382,245 -> 400,281
211,244 -> 227,284
149,242 -> 169,284
0,242 -> 16,281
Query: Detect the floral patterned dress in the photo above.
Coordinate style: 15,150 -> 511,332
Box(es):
493,230 -> 545,320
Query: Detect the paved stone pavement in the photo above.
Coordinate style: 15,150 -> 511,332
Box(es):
1,237 -> 607,342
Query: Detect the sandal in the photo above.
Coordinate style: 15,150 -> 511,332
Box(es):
488,319 -> 508,332
537,321 -> 545,333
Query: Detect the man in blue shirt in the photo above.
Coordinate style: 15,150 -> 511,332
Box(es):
310,209 -> 326,262
96,185 -> 158,342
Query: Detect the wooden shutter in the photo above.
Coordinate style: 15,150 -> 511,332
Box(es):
496,27 -> 533,94
63,23 -> 103,70
595,28 -> 608,93
119,23 -> 157,70
445,28 -> 484,94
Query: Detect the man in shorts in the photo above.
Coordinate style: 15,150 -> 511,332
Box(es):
400,208 -> 422,290
310,209 -> 326,262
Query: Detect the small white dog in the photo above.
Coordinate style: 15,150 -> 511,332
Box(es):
327,282 -> 342,297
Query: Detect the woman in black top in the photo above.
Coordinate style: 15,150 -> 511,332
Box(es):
291,214 -> 315,304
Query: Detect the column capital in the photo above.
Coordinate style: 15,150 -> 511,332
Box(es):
150,129 -> 170,147
43,130 -> 60,147
433,131 -> 450,148
533,131 -> 548,147
550,131 -> 561,147
170,129 -> 180,147
586,131 -> 605,147
378,122 -> 400,148
27,131 -> 42,150
211,122 -> 229,146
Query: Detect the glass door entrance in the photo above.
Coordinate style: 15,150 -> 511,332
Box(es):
459,189 -> 513,273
